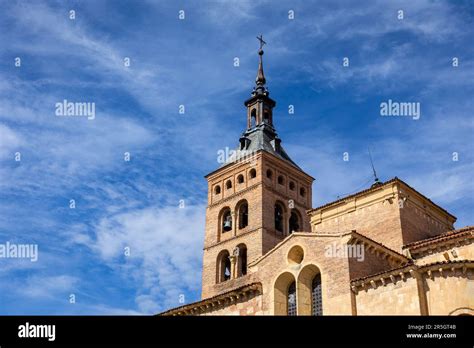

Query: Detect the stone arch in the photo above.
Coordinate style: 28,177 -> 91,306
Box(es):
274,200 -> 287,235
289,181 -> 295,191
277,175 -> 285,185
274,272 -> 297,315
250,109 -> 257,127
449,307 -> 474,316
263,109 -> 270,124
235,199 -> 249,230
289,208 -> 302,234
297,264 -> 323,315
235,243 -> 247,277
217,206 -> 232,241
300,186 -> 306,197
216,249 -> 231,283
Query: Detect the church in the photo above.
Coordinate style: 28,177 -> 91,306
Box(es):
161,40 -> 474,316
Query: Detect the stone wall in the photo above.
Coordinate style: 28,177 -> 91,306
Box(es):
354,275 -> 422,315
412,243 -> 473,266
425,270 -> 474,315
249,234 -> 354,315
353,264 -> 474,315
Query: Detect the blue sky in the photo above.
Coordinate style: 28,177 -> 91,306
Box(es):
0,0 -> 472,314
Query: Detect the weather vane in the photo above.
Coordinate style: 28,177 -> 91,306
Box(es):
256,34 -> 266,50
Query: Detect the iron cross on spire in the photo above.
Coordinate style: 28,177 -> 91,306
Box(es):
256,34 -> 266,50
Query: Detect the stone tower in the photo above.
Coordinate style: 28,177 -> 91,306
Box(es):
201,38 -> 314,298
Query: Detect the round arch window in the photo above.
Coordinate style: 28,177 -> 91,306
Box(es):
289,210 -> 301,233
300,187 -> 306,197
221,208 -> 232,233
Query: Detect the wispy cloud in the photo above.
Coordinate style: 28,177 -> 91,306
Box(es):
17,274 -> 79,299
91,204 -> 205,313
0,0 -> 472,314
0,124 -> 23,159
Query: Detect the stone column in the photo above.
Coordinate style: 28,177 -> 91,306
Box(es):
229,255 -> 237,279
232,211 -> 237,237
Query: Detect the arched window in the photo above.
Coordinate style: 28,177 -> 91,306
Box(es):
275,203 -> 284,233
214,185 -> 221,194
277,175 -> 284,185
221,208 -> 232,233
274,272 -> 296,315
289,210 -> 300,234
223,257 -> 231,281
226,180 -> 232,190
251,109 -> 257,127
289,181 -> 295,191
296,265 -> 321,315
263,110 -> 270,123
287,281 -> 297,316
238,201 -> 249,229
237,174 -> 244,184
312,274 -> 323,316
249,168 -> 256,179
266,169 -> 273,179
300,187 -> 306,197
236,244 -> 247,277
216,250 -> 231,283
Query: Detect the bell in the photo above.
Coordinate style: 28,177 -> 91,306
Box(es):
223,218 -> 232,231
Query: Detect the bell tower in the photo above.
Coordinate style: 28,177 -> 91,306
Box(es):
201,36 -> 314,299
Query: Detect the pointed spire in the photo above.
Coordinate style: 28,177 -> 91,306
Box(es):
244,35 -> 275,131
255,35 -> 267,90
256,48 -> 266,86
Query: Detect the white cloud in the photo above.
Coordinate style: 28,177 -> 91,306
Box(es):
0,123 -> 23,159
92,204 -> 205,313
302,0 -> 467,42
17,275 -> 79,299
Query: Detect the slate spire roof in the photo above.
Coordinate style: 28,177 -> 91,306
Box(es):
224,37 -> 300,170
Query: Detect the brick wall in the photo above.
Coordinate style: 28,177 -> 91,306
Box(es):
313,196 -> 404,251
202,151 -> 313,299
399,198 -> 454,246
348,243 -> 396,281
311,180 -> 457,253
